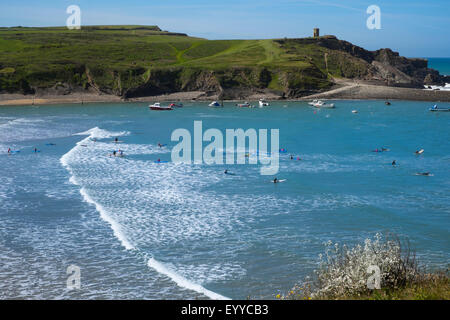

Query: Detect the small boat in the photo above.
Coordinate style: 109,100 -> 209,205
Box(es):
149,103 -> 173,111
259,99 -> 269,107
208,101 -> 222,107
237,102 -> 252,108
169,103 -> 183,108
429,105 -> 450,112
313,100 -> 335,108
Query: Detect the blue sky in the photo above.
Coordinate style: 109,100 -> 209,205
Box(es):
0,0 -> 449,57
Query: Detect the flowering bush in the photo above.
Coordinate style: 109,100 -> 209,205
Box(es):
282,233 -> 421,299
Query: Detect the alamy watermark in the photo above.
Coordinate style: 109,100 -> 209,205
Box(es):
66,5 -> 81,30
367,265 -> 381,289
171,121 -> 280,175
66,264 -> 81,290
366,5 -> 381,30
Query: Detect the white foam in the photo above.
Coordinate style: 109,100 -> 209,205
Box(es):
79,187 -> 134,250
0,117 -> 76,143
147,258 -> 230,300
423,83 -> 450,91
74,127 -> 130,139
60,127 -> 230,300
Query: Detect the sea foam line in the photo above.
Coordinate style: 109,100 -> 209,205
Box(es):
148,258 -> 230,300
60,127 -> 229,300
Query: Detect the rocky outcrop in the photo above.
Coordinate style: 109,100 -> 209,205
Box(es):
309,36 -> 445,87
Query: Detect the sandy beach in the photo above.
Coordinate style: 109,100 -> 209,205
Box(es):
299,80 -> 450,102
1,81 -> 450,106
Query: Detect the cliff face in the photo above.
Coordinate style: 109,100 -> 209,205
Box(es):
279,36 -> 445,89
0,27 -> 446,99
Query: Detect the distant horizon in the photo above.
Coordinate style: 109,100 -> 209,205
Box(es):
0,0 -> 448,57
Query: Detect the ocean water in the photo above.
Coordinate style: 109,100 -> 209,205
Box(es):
427,57 -> 450,76
0,101 -> 449,300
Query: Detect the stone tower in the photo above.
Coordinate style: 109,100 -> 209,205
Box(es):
313,28 -> 320,38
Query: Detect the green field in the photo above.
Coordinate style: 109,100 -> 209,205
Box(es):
0,25 -> 372,97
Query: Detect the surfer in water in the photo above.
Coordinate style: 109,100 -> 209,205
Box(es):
115,137 -> 119,143
290,155 -> 294,160
158,143 -> 162,148
34,148 -> 38,153
224,169 -> 228,174
7,148 -> 11,154
416,172 -> 431,176
392,160 -> 396,166
273,177 -> 278,183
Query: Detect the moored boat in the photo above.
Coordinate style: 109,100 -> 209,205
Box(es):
313,100 -> 335,108
149,103 -> 173,111
208,101 -> 222,107
259,99 -> 269,107
237,102 -> 252,108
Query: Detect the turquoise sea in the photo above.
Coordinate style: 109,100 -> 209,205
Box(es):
0,100 -> 449,299
427,57 -> 450,76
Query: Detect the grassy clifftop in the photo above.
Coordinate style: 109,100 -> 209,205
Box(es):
0,26 -> 445,98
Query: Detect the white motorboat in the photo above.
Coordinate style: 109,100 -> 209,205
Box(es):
259,99 -> 269,107
149,103 -> 173,111
209,101 -> 222,107
312,100 -> 335,108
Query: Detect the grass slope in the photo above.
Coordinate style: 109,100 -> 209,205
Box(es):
0,26 -> 369,96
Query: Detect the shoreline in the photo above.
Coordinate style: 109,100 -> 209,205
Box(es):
1,82 -> 450,106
